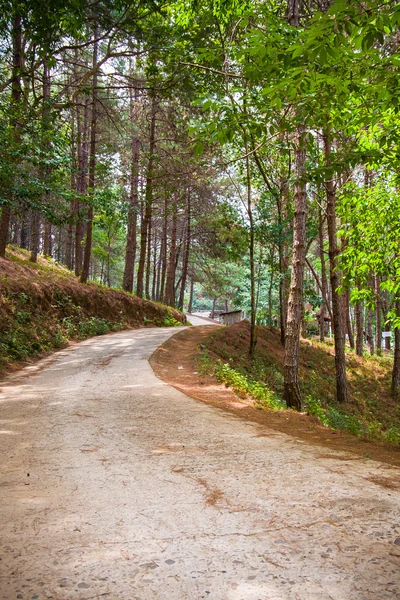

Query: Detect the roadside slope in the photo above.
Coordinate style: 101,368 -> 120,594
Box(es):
0,246 -> 185,374
151,325 -> 400,467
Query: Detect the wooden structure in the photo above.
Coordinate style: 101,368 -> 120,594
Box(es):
220,310 -> 247,326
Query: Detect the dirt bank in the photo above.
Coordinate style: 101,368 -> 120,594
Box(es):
151,325 -> 400,469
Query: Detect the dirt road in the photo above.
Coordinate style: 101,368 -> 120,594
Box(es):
1,322 -> 399,599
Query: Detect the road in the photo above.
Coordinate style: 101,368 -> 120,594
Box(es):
0,319 -> 399,600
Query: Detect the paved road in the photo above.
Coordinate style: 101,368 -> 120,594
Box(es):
0,322 -> 399,600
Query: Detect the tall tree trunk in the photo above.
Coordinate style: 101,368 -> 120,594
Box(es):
318,204 -> 328,342
366,306 -> 374,355
136,94 -> 156,297
283,125 -> 307,411
145,216 -> 152,298
75,97 -> 89,276
210,297 -> 217,320
43,222 -> 52,257
0,10 -> 22,257
178,190 -> 191,311
345,289 -> 354,349
20,208 -> 28,249
80,30 -> 98,284
122,81 -> 140,292
375,275 -> 382,354
152,235 -> 157,301
65,110 -> 76,270
35,60 -> 51,261
31,61 -> 51,263
323,130 -> 349,403
392,300 -> 400,398
188,279 -> 194,314
355,298 -> 364,356
278,191 -> 290,345
164,197 -> 177,307
159,196 -> 168,302
29,211 -> 41,263
246,148 -> 257,357
156,236 -> 163,302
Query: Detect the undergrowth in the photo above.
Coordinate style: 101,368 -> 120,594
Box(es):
0,247 -> 186,373
199,349 -> 284,411
199,322 -> 400,447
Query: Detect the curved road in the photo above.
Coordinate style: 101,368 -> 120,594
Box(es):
0,320 -> 399,600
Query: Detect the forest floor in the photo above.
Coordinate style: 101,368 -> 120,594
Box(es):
1,323 -> 400,599
151,324 -> 400,468
0,246 -> 185,377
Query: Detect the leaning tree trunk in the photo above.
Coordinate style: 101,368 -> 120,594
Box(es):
323,130 -> 349,404
136,93 -> 156,298
283,125 -> 307,411
80,29 -> 98,284
0,11 -> 22,257
122,83 -> 140,292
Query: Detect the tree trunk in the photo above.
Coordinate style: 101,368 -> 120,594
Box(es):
20,208 -> 28,250
80,29 -> 98,284
210,297 -> 217,320
246,149 -> 257,357
136,94 -> 156,298
323,130 -> 349,403
283,125 -> 307,411
75,97 -> 89,276
29,211 -> 41,262
145,216 -> 152,298
345,289 -> 354,349
43,221 -> 52,257
277,187 -> 290,345
178,190 -> 191,311
31,58 -> 50,265
188,279 -> 194,314
375,275 -> 382,354
0,11 -> 22,258
355,299 -> 364,356
65,111 -> 76,270
159,196 -> 168,302
391,301 -> 400,398
366,301 -> 374,355
164,197 -> 177,307
122,82 -> 140,293
318,204 -> 328,342
152,235 -> 157,301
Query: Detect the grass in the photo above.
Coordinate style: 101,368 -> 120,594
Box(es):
200,321 -> 400,446
0,246 -> 185,373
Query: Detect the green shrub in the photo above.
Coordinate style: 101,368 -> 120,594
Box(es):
162,310 -> 184,327
213,360 -> 284,410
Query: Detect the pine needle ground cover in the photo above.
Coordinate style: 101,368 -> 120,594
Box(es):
0,247 -> 184,374
200,321 -> 400,446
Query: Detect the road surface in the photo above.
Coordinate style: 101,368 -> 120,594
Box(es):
0,320 -> 399,599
